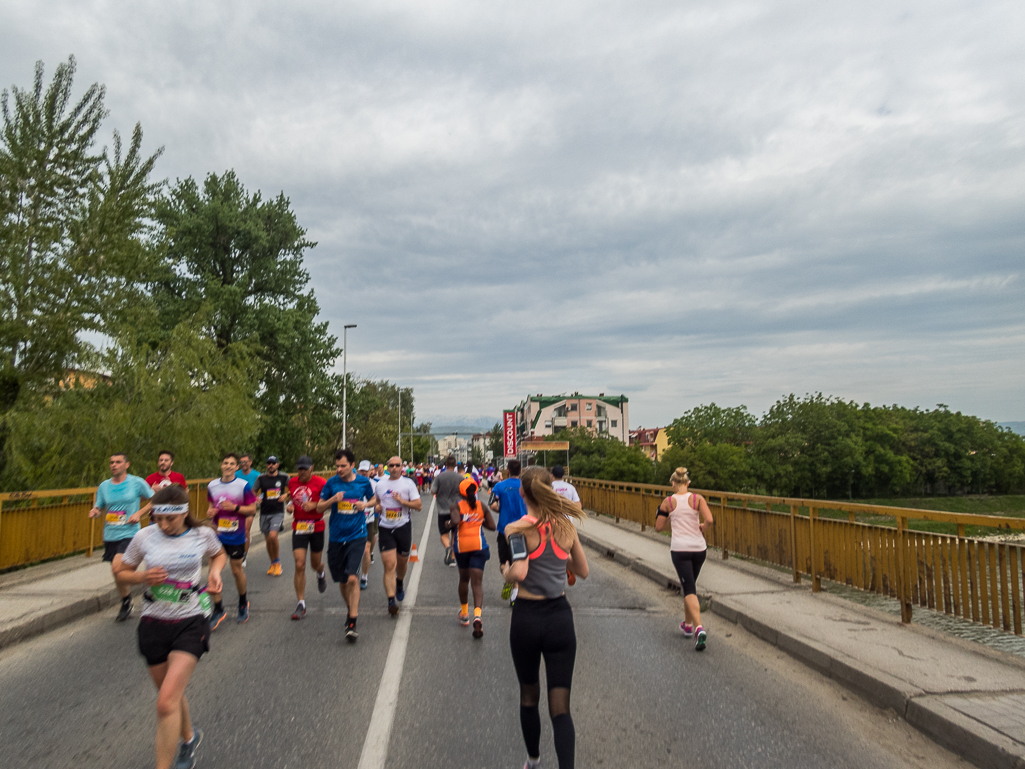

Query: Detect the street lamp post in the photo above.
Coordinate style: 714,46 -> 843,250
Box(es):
342,324 -> 356,449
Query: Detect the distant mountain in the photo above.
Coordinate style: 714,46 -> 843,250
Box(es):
420,415 -> 500,431
1000,422 -> 1025,436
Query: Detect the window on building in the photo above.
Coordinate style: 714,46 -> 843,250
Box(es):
570,420 -> 578,427
611,420 -> 618,428
585,403 -> 592,411
596,406 -> 606,417
586,419 -> 593,428
570,403 -> 577,412
544,421 -> 552,429
597,420 -> 606,432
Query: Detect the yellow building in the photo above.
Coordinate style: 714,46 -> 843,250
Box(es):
629,427 -> 670,461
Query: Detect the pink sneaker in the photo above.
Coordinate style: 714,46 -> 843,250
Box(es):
680,622 -> 694,637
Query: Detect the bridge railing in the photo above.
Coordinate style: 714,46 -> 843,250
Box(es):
571,477 -> 1025,635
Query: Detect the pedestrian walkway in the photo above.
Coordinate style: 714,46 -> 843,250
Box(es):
575,513 -> 1025,769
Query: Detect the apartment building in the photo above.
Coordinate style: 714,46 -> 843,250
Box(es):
509,393 -> 629,443
629,427 -> 670,461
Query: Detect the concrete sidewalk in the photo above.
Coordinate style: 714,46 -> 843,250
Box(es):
576,513 -> 1025,769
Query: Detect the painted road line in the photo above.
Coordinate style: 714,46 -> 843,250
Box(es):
357,495 -> 434,769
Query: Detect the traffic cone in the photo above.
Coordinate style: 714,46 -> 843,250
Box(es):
409,543 -> 419,563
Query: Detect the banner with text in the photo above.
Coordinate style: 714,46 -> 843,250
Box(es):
503,411 -> 517,458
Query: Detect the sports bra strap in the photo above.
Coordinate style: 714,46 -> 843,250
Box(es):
526,520 -> 570,561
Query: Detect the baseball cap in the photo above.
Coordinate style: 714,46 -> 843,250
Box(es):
358,460 -> 371,471
266,455 -> 279,464
296,455 -> 313,469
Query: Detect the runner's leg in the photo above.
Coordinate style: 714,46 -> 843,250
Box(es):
470,567 -> 484,611
381,548 -> 397,598
458,568 -> 470,605
395,553 -> 409,583
148,651 -> 198,769
342,574 -> 360,617
266,529 -> 279,564
111,554 -> 130,600
294,548 -> 307,602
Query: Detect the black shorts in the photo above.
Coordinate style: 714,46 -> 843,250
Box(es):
455,548 -> 491,571
328,538 -> 366,582
437,514 -> 451,536
671,550 -> 707,596
292,531 -> 325,553
378,522 -> 412,556
221,542 -> 246,561
496,533 -> 511,566
103,539 -> 131,563
138,615 -> 210,666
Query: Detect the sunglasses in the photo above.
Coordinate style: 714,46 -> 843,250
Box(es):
387,463 -> 401,467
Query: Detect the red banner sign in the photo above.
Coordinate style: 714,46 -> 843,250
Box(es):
503,411 -> 517,458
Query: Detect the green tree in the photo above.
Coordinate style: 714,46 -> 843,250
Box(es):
666,403 -> 756,447
654,443 -> 756,491
547,428 -> 652,483
487,422 -> 503,462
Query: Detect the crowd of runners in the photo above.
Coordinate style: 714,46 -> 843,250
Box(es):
89,448 -> 712,769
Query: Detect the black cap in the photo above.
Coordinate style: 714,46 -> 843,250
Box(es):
266,455 -> 279,464
552,465 -> 565,478
296,455 -> 313,469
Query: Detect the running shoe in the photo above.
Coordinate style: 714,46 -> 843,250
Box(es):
680,622 -> 694,638
345,621 -> 358,643
472,616 -> 483,639
267,563 -> 276,575
388,597 -> 399,617
209,606 -> 227,631
458,610 -> 470,626
695,627 -> 707,651
292,602 -> 306,621
317,571 -> 327,593
370,551 -> 375,564
396,586 -> 405,602
115,600 -> 132,622
273,562 -> 283,576
509,587 -> 518,607
174,727 -> 202,769
501,582 -> 513,601
237,602 -> 250,624
360,575 -> 368,590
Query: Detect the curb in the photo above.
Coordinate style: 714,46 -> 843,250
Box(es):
577,528 -> 1025,769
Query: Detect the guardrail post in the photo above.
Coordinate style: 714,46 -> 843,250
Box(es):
809,506 -> 820,592
790,504 -> 800,583
720,494 -> 729,560
896,516 -> 912,623
88,516 -> 95,557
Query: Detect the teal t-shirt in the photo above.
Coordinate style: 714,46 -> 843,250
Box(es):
237,469 -> 261,492
95,475 -> 154,542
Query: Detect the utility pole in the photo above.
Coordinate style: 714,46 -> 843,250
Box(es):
342,324 -> 357,449
397,388 -> 402,455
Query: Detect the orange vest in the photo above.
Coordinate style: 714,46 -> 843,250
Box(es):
455,498 -> 487,553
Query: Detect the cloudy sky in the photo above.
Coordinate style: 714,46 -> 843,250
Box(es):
3,1 -> 1023,428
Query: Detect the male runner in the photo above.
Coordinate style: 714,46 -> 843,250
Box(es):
237,453 -> 261,566
357,460 -> 379,590
490,459 -> 527,603
145,450 -> 188,491
88,453 -> 154,621
431,455 -> 462,566
289,455 -> 327,620
254,456 -> 289,576
376,455 -> 422,616
550,465 -> 580,504
206,453 -> 258,628
317,448 -> 375,642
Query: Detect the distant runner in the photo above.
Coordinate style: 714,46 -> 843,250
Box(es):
490,459 -> 527,604
446,478 -> 495,638
236,453 -> 260,566
550,466 -> 579,505
206,454 -> 258,629
288,456 -> 327,620
431,455 -> 461,566
357,460 -> 379,590
254,456 -> 289,577
375,455 -> 422,616
145,451 -> 188,492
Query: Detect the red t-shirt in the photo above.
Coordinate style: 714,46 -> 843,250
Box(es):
146,472 -> 188,491
289,474 -> 327,533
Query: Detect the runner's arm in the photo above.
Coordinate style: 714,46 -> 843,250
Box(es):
654,495 -> 675,532
695,494 -> 714,531
482,505 -> 497,531
448,502 -> 460,530
114,558 -> 167,586
568,534 -> 589,580
396,490 -> 422,511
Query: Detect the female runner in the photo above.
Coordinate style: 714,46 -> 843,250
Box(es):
502,467 -> 589,769
116,484 -> 226,769
447,477 -> 496,638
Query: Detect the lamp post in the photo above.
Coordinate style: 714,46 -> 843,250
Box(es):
342,324 -> 356,449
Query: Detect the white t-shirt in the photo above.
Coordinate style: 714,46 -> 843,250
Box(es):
552,480 -> 580,504
375,476 -> 419,529
123,525 -> 223,620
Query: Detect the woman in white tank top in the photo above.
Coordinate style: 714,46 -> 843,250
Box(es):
655,467 -> 714,651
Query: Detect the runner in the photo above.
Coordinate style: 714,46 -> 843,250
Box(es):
288,456 -> 328,620
88,453 -> 155,621
145,451 -> 188,492
655,467 -> 715,651
445,477 -> 495,638
375,455 -> 422,616
254,456 -> 289,577
237,453 -> 261,566
357,460 -> 379,591
317,448 -> 375,642
115,484 -> 225,769
490,459 -> 528,604
431,455 -> 462,566
206,453 -> 258,629
503,467 -> 590,769
550,466 -> 580,504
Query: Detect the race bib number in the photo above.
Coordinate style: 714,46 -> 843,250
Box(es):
150,582 -> 192,603
295,521 -> 316,534
217,518 -> 239,533
106,512 -> 127,525
337,500 -> 355,513
266,489 -> 280,500
385,507 -> 401,520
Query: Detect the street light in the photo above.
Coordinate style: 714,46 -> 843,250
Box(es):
342,324 -> 356,449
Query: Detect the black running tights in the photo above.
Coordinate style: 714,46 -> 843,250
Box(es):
509,596 -> 577,768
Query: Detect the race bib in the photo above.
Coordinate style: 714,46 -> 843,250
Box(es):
337,500 -> 355,513
150,582 -> 193,603
385,507 -> 401,520
217,518 -> 239,533
106,512 -> 127,525
295,521 -> 316,534
266,489 -> 280,500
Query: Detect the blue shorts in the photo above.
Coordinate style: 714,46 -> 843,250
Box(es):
454,548 -> 490,571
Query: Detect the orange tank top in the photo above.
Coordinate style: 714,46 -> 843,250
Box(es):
455,499 -> 487,553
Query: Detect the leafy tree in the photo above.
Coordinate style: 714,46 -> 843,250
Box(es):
487,422 -> 503,462
654,443 -> 755,491
546,428 -> 652,483
666,403 -> 756,447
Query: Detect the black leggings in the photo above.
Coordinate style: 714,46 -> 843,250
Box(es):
671,550 -> 706,596
509,596 -> 577,768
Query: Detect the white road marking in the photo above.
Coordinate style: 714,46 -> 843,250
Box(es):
357,495 -> 435,769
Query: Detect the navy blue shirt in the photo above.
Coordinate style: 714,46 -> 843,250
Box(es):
321,473 -> 375,543
492,478 -> 527,534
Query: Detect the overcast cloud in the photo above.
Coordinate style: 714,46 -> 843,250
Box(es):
3,1 -> 1023,427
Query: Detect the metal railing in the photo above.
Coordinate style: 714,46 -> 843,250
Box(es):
572,477 -> 1025,635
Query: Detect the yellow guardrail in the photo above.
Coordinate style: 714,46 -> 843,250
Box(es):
571,477 -> 1025,635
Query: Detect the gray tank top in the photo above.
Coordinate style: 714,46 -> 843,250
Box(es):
520,522 -> 570,599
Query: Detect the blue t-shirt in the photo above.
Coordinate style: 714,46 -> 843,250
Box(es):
321,474 -> 375,543
492,478 -> 527,534
237,469 -> 261,493
95,475 -> 154,542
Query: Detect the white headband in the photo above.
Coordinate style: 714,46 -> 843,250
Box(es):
152,503 -> 190,516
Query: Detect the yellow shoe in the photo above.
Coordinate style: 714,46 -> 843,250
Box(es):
267,563 -> 275,575
274,562 -> 283,576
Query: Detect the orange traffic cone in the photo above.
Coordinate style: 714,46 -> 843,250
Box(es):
409,543 -> 419,563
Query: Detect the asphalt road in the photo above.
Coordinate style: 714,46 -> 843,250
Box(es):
0,493 -> 970,769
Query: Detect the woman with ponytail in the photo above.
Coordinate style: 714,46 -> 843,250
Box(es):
655,467 -> 714,651
446,477 -> 496,638
502,467 -> 589,769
